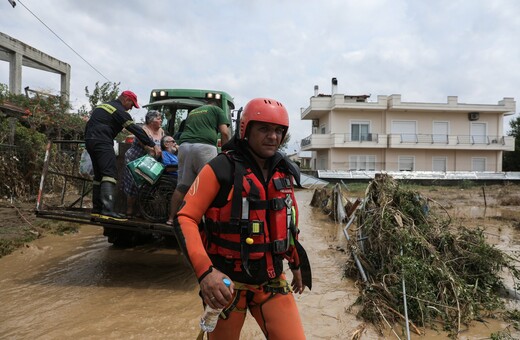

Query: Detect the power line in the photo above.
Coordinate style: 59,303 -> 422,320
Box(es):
14,0 -> 111,82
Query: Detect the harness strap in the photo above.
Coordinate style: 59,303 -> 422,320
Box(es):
222,278 -> 293,315
221,290 -> 246,320
232,277 -> 292,294
273,177 -> 292,190
195,278 -> 292,340
205,220 -> 264,235
210,237 -> 272,253
248,197 -> 285,210
229,161 -> 245,226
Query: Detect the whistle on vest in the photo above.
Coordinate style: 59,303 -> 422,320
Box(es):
240,197 -> 264,237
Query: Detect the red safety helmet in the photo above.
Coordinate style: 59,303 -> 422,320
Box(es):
240,98 -> 289,140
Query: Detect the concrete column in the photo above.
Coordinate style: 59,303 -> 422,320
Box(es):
60,64 -> 71,103
9,51 -> 22,95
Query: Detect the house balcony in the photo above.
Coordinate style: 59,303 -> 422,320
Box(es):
301,133 -> 515,151
387,134 -> 515,150
300,133 -> 386,150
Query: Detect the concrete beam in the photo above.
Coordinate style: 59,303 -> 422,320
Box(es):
9,51 -> 22,95
0,32 -> 70,100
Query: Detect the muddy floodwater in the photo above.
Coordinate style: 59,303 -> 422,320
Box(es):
1,189 -> 519,339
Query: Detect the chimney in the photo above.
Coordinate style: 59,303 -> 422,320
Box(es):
331,77 -> 338,95
314,85 -> 319,97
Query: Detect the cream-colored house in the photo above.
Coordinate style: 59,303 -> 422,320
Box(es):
287,151 -> 312,169
300,81 -> 516,172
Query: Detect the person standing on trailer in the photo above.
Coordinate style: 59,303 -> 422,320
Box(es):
165,98 -> 230,225
85,90 -> 161,221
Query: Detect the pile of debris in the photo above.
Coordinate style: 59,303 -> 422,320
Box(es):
319,175 -> 520,337
310,183 -> 361,223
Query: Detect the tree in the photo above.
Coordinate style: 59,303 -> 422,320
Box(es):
280,132 -> 291,151
0,82 -> 83,197
81,81 -> 121,112
502,115 -> 520,171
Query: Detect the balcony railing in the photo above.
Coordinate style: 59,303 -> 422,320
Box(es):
301,133 -> 513,150
300,133 -> 381,149
301,135 -> 312,147
456,135 -> 505,145
397,134 -> 506,145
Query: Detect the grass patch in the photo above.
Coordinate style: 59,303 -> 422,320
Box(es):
0,220 -> 80,258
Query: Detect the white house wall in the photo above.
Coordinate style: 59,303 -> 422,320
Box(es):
301,88 -> 515,173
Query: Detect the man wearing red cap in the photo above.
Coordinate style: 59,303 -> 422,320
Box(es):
85,90 -> 161,221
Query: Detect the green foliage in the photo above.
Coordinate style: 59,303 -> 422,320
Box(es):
0,220 -> 80,258
0,83 -> 9,98
458,179 -> 474,189
0,117 -> 48,198
503,115 -> 520,171
84,81 -> 120,111
0,82 -> 90,198
490,330 -> 515,340
346,174 -> 520,337
280,132 -> 291,151
0,85 -> 84,138
37,220 -> 80,236
0,233 -> 39,257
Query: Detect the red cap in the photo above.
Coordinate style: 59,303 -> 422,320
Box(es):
121,90 -> 140,108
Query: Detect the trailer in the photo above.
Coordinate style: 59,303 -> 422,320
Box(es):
35,88 -> 236,247
35,139 -> 178,248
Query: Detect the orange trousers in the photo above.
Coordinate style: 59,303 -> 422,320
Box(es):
208,284 -> 305,340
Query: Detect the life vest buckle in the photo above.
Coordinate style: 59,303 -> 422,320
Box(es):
269,198 -> 285,210
272,239 -> 289,254
241,220 -> 264,236
250,220 -> 263,235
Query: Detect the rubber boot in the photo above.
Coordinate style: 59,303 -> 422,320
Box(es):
100,181 -> 127,221
91,184 -> 102,219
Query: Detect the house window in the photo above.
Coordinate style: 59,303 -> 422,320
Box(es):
349,155 -> 376,171
471,123 -> 487,144
432,121 -> 449,144
398,156 -> 415,171
472,157 -> 486,171
351,122 -> 370,141
317,157 -> 327,170
392,121 -> 417,143
432,157 -> 447,171
320,124 -> 326,134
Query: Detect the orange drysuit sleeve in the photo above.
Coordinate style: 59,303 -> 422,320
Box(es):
177,164 -> 223,280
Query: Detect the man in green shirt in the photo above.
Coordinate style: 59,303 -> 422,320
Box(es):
166,99 -> 230,225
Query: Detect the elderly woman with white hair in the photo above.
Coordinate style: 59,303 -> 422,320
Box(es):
122,110 -> 165,218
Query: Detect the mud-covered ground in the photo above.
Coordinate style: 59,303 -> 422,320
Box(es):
1,184 -> 520,339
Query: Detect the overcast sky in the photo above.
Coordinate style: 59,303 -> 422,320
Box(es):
2,0 -> 520,152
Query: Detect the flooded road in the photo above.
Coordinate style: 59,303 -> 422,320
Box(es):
0,189 -> 518,339
0,190 -> 376,339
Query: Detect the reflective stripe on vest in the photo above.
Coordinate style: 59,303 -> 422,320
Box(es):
96,103 -> 117,114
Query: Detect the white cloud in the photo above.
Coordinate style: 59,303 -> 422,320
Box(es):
1,0 -> 520,144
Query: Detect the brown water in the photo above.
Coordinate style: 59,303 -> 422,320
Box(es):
0,190 -> 519,339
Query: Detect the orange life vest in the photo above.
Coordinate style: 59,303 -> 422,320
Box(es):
202,154 -> 299,284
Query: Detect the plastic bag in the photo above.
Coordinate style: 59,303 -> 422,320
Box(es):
127,155 -> 165,186
79,149 -> 94,178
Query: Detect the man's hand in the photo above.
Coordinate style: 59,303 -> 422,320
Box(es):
200,268 -> 234,309
291,268 -> 305,294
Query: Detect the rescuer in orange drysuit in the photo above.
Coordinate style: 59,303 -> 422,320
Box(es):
175,98 -> 312,339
